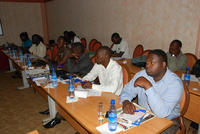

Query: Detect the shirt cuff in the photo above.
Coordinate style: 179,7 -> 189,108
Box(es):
92,84 -> 100,90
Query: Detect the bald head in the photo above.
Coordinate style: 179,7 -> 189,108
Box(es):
95,46 -> 111,66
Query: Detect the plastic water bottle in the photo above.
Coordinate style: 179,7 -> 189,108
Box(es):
8,48 -> 11,55
51,68 -> 58,88
108,99 -> 117,131
19,50 -> 23,62
68,75 -> 75,98
27,57 -> 32,68
184,66 -> 190,87
12,49 -> 16,59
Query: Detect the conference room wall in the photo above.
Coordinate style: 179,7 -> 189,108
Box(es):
46,0 -> 200,57
0,2 -> 43,46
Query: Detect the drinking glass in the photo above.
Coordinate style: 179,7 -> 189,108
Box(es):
98,102 -> 104,122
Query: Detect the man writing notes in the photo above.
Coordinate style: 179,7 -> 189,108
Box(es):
120,49 -> 183,133
111,33 -> 131,58
82,46 -> 123,95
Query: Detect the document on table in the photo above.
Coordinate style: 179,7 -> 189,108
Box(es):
75,85 -> 102,98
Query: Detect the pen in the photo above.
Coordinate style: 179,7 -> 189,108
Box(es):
117,122 -> 128,130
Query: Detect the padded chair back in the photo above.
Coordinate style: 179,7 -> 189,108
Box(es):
184,53 -> 198,69
92,42 -> 102,52
89,39 -> 97,51
91,55 -> 96,64
81,38 -> 87,48
120,64 -> 131,87
133,44 -> 144,58
174,71 -> 183,78
142,49 -> 151,56
177,83 -> 190,134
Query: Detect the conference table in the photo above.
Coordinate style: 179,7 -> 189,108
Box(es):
37,83 -> 173,134
184,81 -> 200,123
3,50 -> 173,134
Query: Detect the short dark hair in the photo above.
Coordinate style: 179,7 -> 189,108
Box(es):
72,42 -> 85,54
149,49 -> 168,65
58,36 -> 65,40
20,32 -> 29,40
49,40 -> 55,45
63,30 -> 68,35
32,34 -> 44,43
111,33 -> 120,39
171,40 -> 182,48
97,46 -> 112,57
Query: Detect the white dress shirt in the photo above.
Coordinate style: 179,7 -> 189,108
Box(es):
73,36 -> 81,43
82,59 -> 123,95
29,42 -> 46,58
112,39 -> 131,58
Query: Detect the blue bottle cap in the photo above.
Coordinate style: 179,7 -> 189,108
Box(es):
111,99 -> 115,104
187,66 -> 190,69
69,75 -> 72,79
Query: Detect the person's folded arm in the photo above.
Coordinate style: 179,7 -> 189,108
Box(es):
145,80 -> 183,118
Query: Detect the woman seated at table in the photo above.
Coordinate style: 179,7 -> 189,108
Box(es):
20,32 -> 32,53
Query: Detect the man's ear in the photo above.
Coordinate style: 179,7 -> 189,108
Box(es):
162,61 -> 166,68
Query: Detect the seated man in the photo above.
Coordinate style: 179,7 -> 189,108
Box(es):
111,33 -> 131,59
42,43 -> 93,128
120,49 -> 183,133
167,40 -> 187,72
63,42 -> 94,77
82,46 -> 123,95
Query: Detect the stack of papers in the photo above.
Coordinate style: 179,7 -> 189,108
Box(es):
75,85 -> 102,98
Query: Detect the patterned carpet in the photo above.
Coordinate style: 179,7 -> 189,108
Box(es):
0,71 -> 76,134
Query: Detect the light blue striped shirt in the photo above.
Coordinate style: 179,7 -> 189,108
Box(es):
119,68 -> 183,120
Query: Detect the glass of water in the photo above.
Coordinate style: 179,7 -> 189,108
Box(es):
98,102 -> 104,122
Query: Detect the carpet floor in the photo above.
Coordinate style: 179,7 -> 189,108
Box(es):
0,71 -> 76,134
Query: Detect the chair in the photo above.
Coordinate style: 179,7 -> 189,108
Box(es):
174,71 -> 183,78
92,42 -> 102,52
175,83 -> 190,134
184,53 -> 198,69
91,55 -> 96,64
89,39 -> 97,51
120,64 -> 131,87
81,38 -> 87,48
142,49 -> 151,56
133,44 -> 144,58
27,130 -> 39,134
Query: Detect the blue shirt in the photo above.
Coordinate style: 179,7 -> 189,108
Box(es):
119,68 -> 183,120
22,39 -> 32,48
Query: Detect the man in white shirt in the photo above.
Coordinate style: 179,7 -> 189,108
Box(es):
82,46 -> 123,95
111,33 -> 131,58
29,34 -> 46,58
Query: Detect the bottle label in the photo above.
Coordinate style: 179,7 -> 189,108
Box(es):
68,85 -> 75,92
184,74 -> 190,81
52,76 -> 57,81
108,112 -> 117,123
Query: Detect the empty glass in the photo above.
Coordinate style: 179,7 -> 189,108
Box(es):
98,102 -> 104,122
